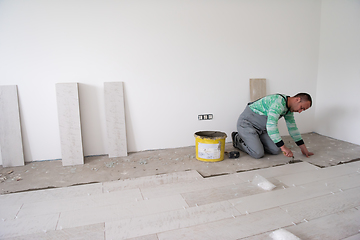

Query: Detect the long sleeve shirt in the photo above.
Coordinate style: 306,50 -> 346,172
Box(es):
248,94 -> 304,147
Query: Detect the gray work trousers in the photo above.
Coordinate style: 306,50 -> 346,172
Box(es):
235,104 -> 281,159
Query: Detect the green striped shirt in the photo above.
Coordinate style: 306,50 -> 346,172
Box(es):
249,94 -> 303,146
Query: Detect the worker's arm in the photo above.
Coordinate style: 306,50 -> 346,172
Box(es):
266,101 -> 295,158
266,99 -> 286,145
284,114 -> 313,157
284,113 -> 303,145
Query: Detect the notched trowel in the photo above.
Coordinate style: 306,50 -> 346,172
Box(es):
288,155 -> 298,164
284,152 -> 301,164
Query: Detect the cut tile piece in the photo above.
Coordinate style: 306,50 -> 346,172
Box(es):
105,200 -> 240,239
157,207 -> 294,240
0,213 -> 59,239
56,83 -> 84,166
103,170 -> 203,193
104,82 -> 127,157
249,78 -> 266,102
57,194 -> 189,229
0,85 -> 24,167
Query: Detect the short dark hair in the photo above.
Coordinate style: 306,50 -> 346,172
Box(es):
294,93 -> 312,107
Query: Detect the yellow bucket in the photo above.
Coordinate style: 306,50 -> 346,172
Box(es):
194,131 -> 227,162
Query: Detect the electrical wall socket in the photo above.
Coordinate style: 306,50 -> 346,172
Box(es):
198,114 -> 213,120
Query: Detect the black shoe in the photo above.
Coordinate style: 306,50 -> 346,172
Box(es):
231,132 -> 238,148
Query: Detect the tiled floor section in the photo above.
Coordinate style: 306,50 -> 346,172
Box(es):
1,162 -> 360,239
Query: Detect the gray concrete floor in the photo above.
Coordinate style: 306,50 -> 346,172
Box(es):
0,132 -> 359,195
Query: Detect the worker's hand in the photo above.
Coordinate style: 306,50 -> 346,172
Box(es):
280,145 -> 293,158
299,144 -> 314,158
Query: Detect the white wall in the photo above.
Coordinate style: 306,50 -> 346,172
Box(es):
315,0 -> 360,145
0,0 -> 321,162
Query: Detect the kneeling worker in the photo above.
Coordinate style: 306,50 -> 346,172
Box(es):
232,93 -> 314,159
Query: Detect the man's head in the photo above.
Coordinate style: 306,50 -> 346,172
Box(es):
289,93 -> 312,113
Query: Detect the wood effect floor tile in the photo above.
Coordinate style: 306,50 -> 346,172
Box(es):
306,172 -> 360,191
2,223 -> 105,240
228,182 -> 331,214
229,172 -> 360,215
238,230 -> 273,240
125,234 -> 159,240
284,208 -> 360,240
235,162 -> 319,182
341,161 -> 360,169
103,170 -> 203,193
17,188 -> 143,217
280,186 -> 360,223
221,204 -> 360,240
105,201 -> 240,240
139,163 -> 318,201
2,158 -> 359,239
0,183 -> 103,205
0,213 -> 59,239
140,174 -> 244,199
157,207 -> 294,240
0,203 -> 22,220
182,178 -> 285,207
342,233 -> 360,240
275,162 -> 360,186
57,194 -> 188,230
